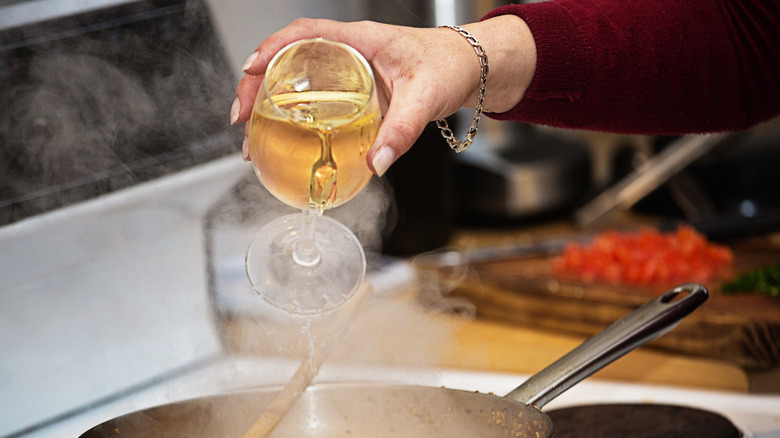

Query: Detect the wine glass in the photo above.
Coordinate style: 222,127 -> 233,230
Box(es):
245,38 -> 381,316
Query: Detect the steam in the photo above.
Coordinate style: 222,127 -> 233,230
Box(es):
0,51 -> 153,214
327,177 -> 393,256
208,170 -> 475,372
0,9 -> 240,224
14,52 -> 156,175
207,170 -> 393,256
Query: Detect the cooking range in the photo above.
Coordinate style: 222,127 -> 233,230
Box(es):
15,355 -> 780,437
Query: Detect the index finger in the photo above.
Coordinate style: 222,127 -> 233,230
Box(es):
233,19 -> 378,125
242,18 -> 380,76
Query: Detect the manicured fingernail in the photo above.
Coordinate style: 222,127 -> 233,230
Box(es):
371,146 -> 395,177
230,97 -> 240,125
242,136 -> 250,161
242,51 -> 259,72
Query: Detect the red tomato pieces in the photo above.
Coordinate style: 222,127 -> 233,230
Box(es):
552,226 -> 733,286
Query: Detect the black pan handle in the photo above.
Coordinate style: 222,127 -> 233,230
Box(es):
505,283 -> 708,408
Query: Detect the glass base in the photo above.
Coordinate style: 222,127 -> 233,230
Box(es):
245,213 -> 366,316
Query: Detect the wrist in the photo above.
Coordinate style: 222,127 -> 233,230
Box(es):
461,14 -> 536,113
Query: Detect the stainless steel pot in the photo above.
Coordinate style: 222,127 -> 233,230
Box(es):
80,284 -> 708,438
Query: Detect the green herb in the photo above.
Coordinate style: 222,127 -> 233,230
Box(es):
722,263 -> 780,297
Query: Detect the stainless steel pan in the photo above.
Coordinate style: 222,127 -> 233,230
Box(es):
80,284 -> 708,438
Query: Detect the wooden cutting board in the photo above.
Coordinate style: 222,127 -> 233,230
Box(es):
439,234 -> 780,370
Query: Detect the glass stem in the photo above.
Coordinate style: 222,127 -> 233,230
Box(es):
293,209 -> 321,267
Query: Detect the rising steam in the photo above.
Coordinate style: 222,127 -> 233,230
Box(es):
0,3 -> 239,224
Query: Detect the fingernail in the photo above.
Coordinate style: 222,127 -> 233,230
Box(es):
230,97 -> 240,125
241,51 -> 260,72
242,136 -> 250,161
371,146 -> 395,177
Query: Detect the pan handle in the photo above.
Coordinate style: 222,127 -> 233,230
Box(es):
505,283 -> 708,408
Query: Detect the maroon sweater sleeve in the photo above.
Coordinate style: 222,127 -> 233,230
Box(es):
483,0 -> 780,135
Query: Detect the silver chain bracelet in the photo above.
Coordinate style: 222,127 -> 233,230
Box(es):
436,25 -> 489,153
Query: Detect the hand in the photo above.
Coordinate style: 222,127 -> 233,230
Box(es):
231,16 -> 535,176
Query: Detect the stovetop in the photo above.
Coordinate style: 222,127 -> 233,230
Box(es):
18,356 -> 780,438
546,403 -> 742,438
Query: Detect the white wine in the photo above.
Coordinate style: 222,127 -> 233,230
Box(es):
249,90 -> 380,213
246,40 -> 375,318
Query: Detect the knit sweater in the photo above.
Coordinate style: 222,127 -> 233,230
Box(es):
484,1 -> 780,135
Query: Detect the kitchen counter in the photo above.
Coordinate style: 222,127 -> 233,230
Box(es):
442,317 -> 750,392
23,356 -> 780,438
210,198 -> 780,396
427,212 -> 780,394
224,209 -> 779,394
221,285 -> 757,395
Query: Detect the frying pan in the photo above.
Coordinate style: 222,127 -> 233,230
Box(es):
80,284 -> 708,438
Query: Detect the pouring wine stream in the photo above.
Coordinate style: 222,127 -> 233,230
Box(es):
242,282 -> 374,438
242,39 -> 384,437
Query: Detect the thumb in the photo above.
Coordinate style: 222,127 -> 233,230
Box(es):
367,94 -> 436,177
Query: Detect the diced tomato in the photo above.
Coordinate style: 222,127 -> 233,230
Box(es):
552,226 -> 733,287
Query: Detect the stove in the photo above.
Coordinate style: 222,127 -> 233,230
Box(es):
547,403 -> 741,437
14,357 -> 780,438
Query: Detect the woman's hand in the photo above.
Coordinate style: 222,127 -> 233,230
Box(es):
231,16 -> 534,176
